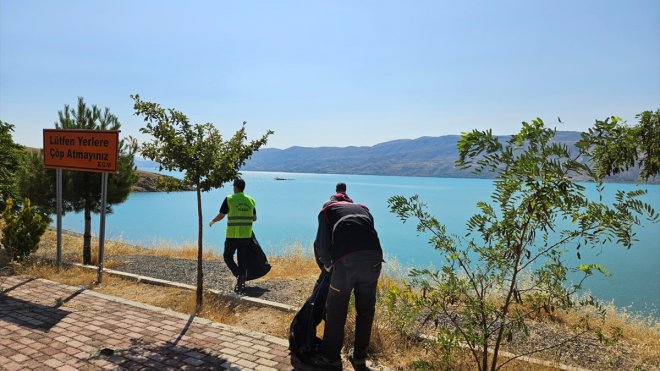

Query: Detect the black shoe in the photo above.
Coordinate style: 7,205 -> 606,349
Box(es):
348,354 -> 369,371
234,275 -> 246,295
310,354 -> 342,370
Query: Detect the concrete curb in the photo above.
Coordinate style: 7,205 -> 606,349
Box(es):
68,262 -> 300,313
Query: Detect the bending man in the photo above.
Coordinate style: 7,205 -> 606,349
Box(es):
313,199 -> 383,370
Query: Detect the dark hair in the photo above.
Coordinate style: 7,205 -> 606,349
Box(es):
233,178 -> 246,191
336,182 -> 347,193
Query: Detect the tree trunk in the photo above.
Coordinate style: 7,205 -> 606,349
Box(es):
83,207 -> 92,265
490,251 -> 524,371
196,186 -> 203,312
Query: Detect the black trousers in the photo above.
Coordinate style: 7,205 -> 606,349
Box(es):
223,238 -> 251,277
322,256 -> 382,361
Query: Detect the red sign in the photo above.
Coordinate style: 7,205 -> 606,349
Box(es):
43,129 -> 119,172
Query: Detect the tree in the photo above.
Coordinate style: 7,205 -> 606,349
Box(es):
577,110 -> 659,181
0,121 -> 24,212
132,94 -> 273,311
16,150 -> 57,213
388,118 -> 657,371
56,97 -> 138,265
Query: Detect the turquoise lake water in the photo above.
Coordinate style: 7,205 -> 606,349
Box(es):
59,170 -> 660,317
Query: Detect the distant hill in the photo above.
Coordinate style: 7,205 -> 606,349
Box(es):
242,132 -> 657,184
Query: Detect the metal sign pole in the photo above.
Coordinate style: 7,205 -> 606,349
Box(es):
56,168 -> 63,270
97,172 -> 108,284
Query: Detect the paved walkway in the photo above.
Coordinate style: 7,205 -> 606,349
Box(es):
0,275 -> 314,370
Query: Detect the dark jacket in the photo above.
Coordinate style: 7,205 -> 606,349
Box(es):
314,202 -> 382,268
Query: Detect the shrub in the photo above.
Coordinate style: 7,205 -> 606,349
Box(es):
1,198 -> 49,262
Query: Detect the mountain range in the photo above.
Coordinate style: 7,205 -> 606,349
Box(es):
243,131 -> 657,183
136,132 -> 656,184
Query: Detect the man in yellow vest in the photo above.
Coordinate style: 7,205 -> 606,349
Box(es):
209,178 -> 257,295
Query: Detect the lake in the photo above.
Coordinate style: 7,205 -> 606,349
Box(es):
59,170 -> 660,317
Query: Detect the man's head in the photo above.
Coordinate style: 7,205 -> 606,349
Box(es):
233,178 -> 246,192
336,182 -> 347,193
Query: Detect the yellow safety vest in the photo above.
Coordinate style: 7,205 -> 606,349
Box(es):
226,192 -> 255,238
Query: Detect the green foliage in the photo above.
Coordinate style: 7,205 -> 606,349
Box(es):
132,94 -> 273,192
388,117 -> 657,371
0,121 -> 25,212
1,198 -> 49,262
382,284 -> 421,338
409,360 -> 435,370
16,150 -> 56,212
577,110 -> 660,181
53,97 -> 138,264
131,94 -> 273,310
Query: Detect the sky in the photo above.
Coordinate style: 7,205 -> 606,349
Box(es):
1,0 -> 659,150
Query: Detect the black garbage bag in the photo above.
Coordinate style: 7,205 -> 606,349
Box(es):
288,269 -> 331,361
240,233 -> 272,281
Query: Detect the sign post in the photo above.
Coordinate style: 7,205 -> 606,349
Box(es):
43,129 -> 119,283
56,168 -> 62,270
98,172 -> 108,283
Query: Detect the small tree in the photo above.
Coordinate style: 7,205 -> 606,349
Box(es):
388,118 -> 657,371
132,94 -> 273,311
0,121 -> 24,212
1,198 -> 49,262
56,97 -> 138,265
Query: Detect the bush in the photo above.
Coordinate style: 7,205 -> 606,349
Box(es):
1,198 -> 49,262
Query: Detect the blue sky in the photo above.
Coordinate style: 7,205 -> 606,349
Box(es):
1,0 -> 658,150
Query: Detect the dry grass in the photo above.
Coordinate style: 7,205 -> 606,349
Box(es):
556,302 -> 660,368
266,241 -> 320,280
37,229 -> 222,266
129,239 -> 222,260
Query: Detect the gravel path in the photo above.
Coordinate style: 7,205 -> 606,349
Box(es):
110,255 -> 314,307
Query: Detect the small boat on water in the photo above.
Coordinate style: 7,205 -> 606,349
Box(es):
275,177 -> 294,181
